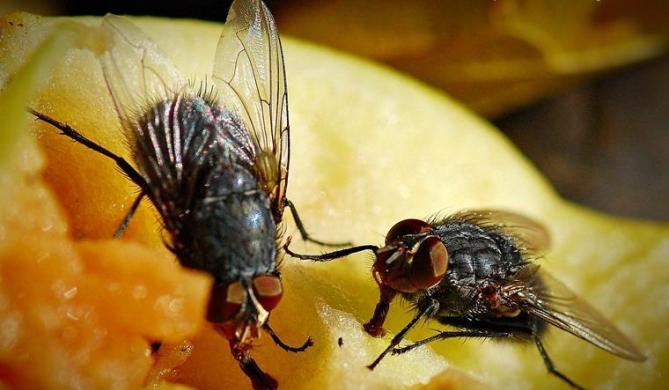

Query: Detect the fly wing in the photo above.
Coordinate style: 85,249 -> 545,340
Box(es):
100,15 -> 200,221
212,0 -> 289,222
100,14 -> 184,130
515,265 -> 646,361
451,209 -> 551,256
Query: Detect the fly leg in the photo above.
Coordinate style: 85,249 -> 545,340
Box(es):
533,333 -> 585,390
29,109 -> 148,188
239,357 -> 278,390
30,109 -> 150,237
284,240 -> 393,338
113,191 -> 146,238
367,299 -> 438,370
263,322 -> 313,353
391,329 -> 511,355
283,240 -> 378,262
230,342 -> 278,390
363,286 -> 397,337
284,199 -> 352,247
283,241 -> 395,337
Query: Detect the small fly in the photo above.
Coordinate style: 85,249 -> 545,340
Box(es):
286,209 -> 646,389
30,1 -> 346,388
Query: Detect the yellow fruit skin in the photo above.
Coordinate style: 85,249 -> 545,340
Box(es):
1,12 -> 668,390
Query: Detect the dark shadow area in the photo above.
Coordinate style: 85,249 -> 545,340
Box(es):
60,0 -> 282,19
496,56 -> 669,221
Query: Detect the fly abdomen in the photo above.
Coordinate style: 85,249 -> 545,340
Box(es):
179,183 -> 276,284
173,134 -> 276,283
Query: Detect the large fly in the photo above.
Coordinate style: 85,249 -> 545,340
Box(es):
29,0 -> 346,388
286,209 -> 646,389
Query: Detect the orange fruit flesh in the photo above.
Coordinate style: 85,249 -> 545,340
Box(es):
0,15 -> 211,388
0,135 -> 211,389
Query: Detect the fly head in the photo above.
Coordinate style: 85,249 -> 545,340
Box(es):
373,218 -> 449,294
207,274 -> 283,346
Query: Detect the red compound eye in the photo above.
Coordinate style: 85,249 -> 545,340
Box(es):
409,236 -> 449,290
385,219 -> 431,245
207,282 -> 246,323
252,275 -> 283,312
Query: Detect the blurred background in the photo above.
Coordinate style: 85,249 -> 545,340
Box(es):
2,0 -> 668,220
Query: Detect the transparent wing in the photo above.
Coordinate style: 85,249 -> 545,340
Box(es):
451,209 -> 551,256
100,14 -> 183,128
212,0 -> 289,222
515,265 -> 646,361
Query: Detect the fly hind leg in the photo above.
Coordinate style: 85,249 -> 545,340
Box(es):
367,299 -> 439,370
391,329 -> 511,355
533,334 -> 585,390
30,109 -> 149,238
